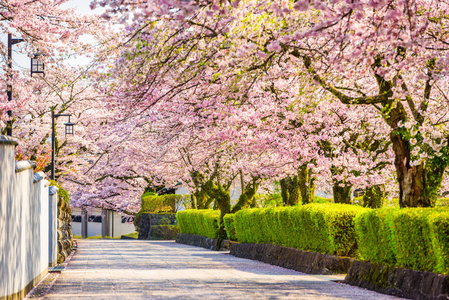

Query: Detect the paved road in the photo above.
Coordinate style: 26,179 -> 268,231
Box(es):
44,240 -> 404,299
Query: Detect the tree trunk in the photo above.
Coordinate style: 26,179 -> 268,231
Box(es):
298,165 -> 315,204
391,131 -> 445,207
205,183 -> 231,248
231,179 -> 260,213
190,194 -> 196,209
363,185 -> 384,208
333,184 -> 352,204
193,189 -> 210,209
280,176 -> 301,206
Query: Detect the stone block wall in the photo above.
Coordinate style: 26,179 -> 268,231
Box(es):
138,213 -> 177,239
57,197 -> 73,263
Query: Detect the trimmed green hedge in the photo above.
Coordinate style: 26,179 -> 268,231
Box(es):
223,214 -> 237,241
142,194 -> 177,213
176,209 -> 220,239
141,194 -> 192,213
234,204 -> 367,256
355,207 -> 449,274
354,208 -> 397,265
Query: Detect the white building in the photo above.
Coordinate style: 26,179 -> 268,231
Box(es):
71,207 -> 135,238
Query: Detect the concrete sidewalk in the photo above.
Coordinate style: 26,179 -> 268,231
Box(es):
43,240 -> 405,299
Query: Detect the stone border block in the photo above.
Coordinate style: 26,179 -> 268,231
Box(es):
230,243 -> 353,275
176,233 -> 230,251
344,260 -> 449,300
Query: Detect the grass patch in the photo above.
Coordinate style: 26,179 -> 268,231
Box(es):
122,232 -> 139,239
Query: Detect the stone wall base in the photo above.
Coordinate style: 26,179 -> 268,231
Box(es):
344,260 -> 449,300
230,242 -> 353,275
138,213 -> 176,240
177,234 -> 449,300
176,233 -> 230,251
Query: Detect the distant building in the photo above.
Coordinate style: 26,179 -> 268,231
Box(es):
71,207 -> 135,238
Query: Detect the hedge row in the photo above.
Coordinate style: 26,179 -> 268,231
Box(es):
178,205 -> 449,274
141,194 -> 191,213
176,209 -> 220,239
355,207 -> 449,274
233,204 -> 368,256
223,214 -> 237,241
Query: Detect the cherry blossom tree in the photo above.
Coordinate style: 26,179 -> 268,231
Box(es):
93,0 -> 398,207
0,0 -> 101,124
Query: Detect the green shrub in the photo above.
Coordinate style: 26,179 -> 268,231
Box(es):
254,193 -> 283,207
354,207 -> 449,274
429,211 -> 449,273
390,208 -> 443,273
49,180 -> 69,204
234,203 -> 367,256
122,232 -> 138,239
141,194 -> 193,213
355,208 -> 397,265
176,209 -> 220,239
142,191 -> 157,198
141,195 -> 176,213
234,208 -> 270,243
313,196 -> 333,204
223,214 -> 237,241
150,225 -> 180,240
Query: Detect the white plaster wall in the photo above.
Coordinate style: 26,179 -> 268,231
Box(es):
110,212 -> 135,237
48,190 -> 58,266
0,140 -> 19,297
72,207 -> 136,238
18,168 -> 33,292
71,207 -> 82,236
72,221 -> 82,236
87,222 -> 102,237
87,208 -> 102,237
0,138 -> 54,299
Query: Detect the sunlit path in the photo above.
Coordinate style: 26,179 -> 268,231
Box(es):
44,240 -> 404,299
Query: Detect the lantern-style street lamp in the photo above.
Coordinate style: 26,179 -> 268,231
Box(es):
51,112 -> 74,180
30,54 -> 45,77
6,34 -> 46,136
64,116 -> 74,135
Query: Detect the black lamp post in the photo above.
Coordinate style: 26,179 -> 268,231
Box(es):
6,33 -> 24,136
6,33 -> 45,136
51,112 -> 74,180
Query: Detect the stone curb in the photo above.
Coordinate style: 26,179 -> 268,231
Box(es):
230,242 -> 353,275
344,260 -> 449,300
176,233 -> 230,251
